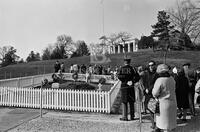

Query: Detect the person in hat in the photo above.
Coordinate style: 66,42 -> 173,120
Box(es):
137,66 -> 149,114
174,66 -> 190,122
117,55 -> 140,121
195,67 -> 200,85
143,61 -> 158,128
152,64 -> 177,132
54,60 -> 61,73
182,63 -> 191,78
182,63 -> 196,116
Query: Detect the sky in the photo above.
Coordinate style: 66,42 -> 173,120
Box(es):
0,0 -> 177,59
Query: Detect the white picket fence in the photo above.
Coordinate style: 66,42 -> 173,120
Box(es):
0,86 -> 114,113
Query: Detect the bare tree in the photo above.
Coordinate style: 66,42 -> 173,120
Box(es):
0,46 -> 19,66
99,35 -> 111,53
56,34 -> 75,58
117,32 -> 133,54
0,46 -> 12,63
89,43 -> 103,55
108,33 -> 118,45
168,0 -> 200,44
117,32 -> 132,45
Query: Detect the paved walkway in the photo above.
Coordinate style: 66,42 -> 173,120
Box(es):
0,107 -> 200,132
9,111 -> 152,132
0,107 -> 40,132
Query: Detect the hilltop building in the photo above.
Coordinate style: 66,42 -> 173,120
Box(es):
106,39 -> 138,54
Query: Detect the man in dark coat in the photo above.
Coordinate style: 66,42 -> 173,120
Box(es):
143,61 -> 158,112
54,61 -> 61,73
183,63 -> 196,116
80,64 -> 87,74
117,55 -> 140,121
174,68 -> 190,121
143,60 -> 158,129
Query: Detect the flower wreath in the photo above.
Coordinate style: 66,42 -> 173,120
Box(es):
98,77 -> 106,84
72,72 -> 78,80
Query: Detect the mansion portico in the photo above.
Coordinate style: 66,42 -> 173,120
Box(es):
106,39 -> 138,54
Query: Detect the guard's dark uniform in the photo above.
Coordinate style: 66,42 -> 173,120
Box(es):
118,62 -> 140,121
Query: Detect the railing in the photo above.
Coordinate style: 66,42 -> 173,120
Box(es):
0,87 -> 110,113
0,73 -> 115,87
0,74 -> 53,88
109,80 -> 121,109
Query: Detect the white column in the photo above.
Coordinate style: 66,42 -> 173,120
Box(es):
128,43 -> 130,52
118,45 -> 120,53
113,45 -> 116,54
135,43 -> 138,51
133,43 -> 136,51
123,44 -> 125,53
109,46 -> 111,54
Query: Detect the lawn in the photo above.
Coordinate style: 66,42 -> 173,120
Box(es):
0,49 -> 200,79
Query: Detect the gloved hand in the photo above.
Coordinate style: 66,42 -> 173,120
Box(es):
127,81 -> 133,86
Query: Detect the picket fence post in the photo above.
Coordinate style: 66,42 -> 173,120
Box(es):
40,82 -> 43,118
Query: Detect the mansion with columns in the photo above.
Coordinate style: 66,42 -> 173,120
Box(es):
106,39 -> 138,54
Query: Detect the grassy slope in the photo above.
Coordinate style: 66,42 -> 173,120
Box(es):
0,50 -> 200,79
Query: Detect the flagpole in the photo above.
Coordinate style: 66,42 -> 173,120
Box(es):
100,0 -> 105,54
101,0 -> 104,35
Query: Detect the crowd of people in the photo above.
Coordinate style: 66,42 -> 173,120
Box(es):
69,63 -> 120,76
54,61 -> 120,77
53,59 -> 200,132
54,60 -> 65,73
117,56 -> 200,132
53,61 -> 120,83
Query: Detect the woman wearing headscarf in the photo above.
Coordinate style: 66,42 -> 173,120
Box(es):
152,64 -> 177,132
137,66 -> 149,114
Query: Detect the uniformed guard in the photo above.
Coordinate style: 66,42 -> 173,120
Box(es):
117,55 -> 140,121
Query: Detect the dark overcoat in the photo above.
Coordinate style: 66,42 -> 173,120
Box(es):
118,65 -> 140,103
174,73 -> 190,109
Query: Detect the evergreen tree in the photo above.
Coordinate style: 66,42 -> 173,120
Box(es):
26,51 -> 40,62
42,48 -> 51,60
151,10 -> 174,63
151,10 -> 174,50
138,35 -> 155,49
75,41 -> 90,56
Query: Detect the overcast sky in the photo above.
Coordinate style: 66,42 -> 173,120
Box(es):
0,0 -> 177,59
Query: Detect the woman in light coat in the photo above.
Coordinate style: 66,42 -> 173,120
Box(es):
152,64 -> 177,132
195,78 -> 200,106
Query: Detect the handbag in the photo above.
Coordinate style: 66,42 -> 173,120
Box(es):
147,98 -> 160,114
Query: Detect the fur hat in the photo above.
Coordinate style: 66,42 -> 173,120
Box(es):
138,66 -> 145,72
156,64 -> 169,73
182,63 -> 190,67
124,55 -> 131,61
